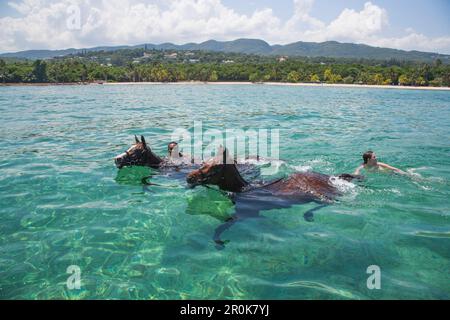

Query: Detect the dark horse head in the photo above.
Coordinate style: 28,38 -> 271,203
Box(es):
114,135 -> 162,169
186,147 -> 249,192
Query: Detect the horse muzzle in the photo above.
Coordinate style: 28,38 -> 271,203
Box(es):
114,153 -> 127,169
186,174 -> 200,187
114,158 -> 124,169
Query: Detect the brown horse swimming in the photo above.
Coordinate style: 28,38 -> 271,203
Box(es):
186,148 -> 362,248
114,135 -> 189,169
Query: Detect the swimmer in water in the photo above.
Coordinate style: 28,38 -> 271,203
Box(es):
167,141 -> 196,164
354,151 -> 407,175
167,141 -> 183,159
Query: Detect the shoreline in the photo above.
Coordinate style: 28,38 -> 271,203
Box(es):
1,81 -> 450,91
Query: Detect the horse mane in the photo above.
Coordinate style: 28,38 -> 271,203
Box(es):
219,163 -> 249,192
145,146 -> 163,167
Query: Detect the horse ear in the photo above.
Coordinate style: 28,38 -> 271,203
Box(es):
216,145 -> 224,157
141,135 -> 146,146
215,145 -> 224,162
222,147 -> 234,165
135,135 -> 140,143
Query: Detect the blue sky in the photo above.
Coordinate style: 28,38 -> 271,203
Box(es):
0,0 -> 449,53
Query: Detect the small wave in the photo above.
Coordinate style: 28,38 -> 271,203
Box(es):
238,157 -> 288,176
329,176 -> 360,201
238,158 -> 268,165
411,231 -> 450,239
407,167 -> 446,191
407,168 -> 424,179
291,165 -> 312,172
407,167 -> 445,183
415,183 -> 433,191
166,158 -> 192,166
238,157 -> 285,166
329,176 -> 357,193
306,158 -> 333,166
283,280 -> 358,299
260,159 -> 287,176
390,188 -> 402,195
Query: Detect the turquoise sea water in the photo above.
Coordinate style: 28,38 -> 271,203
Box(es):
0,84 -> 449,300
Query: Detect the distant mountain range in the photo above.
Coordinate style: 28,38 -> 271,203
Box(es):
1,39 -> 449,62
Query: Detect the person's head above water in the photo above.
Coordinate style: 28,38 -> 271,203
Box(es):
168,141 -> 177,154
363,151 -> 377,166
168,141 -> 183,158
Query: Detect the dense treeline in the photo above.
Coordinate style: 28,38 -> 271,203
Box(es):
0,50 -> 449,87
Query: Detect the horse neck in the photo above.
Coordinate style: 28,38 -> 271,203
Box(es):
145,151 -> 163,167
218,165 -> 248,192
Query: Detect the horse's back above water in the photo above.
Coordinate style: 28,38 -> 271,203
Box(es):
264,171 -> 340,202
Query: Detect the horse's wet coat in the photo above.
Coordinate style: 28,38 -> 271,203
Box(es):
211,173 -> 335,249
186,152 -> 361,249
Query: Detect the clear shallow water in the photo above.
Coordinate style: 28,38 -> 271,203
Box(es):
0,84 -> 449,300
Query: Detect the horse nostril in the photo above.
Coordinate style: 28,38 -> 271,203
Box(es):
114,157 -> 123,168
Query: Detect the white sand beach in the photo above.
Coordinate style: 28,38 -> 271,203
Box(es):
2,81 -> 450,91
103,81 -> 450,91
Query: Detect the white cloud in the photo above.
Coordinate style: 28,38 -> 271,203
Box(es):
0,0 -> 449,54
7,0 -> 44,15
370,33 -> 450,53
285,0 -> 325,30
322,2 -> 389,41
